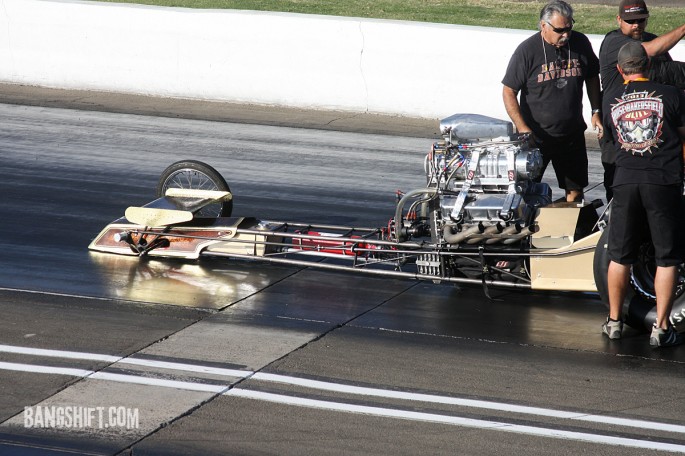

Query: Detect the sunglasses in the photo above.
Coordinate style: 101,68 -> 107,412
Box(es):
545,18 -> 574,34
623,18 -> 647,25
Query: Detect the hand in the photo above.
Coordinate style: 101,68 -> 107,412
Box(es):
517,131 -> 531,141
518,131 -> 540,148
592,114 -> 604,140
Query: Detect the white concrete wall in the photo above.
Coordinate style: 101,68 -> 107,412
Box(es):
1,0 -> 684,125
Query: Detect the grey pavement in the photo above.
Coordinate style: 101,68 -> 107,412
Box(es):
0,83 -> 441,139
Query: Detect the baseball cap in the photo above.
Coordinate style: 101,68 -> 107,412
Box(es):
617,41 -> 649,71
619,0 -> 649,20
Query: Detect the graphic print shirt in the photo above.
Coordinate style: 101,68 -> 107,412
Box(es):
502,31 -> 599,141
603,80 -> 685,186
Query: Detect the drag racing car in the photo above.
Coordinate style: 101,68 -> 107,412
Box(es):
88,114 -> 685,334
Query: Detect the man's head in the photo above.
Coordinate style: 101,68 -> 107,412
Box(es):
617,0 -> 649,40
539,1 -> 574,47
617,40 -> 649,76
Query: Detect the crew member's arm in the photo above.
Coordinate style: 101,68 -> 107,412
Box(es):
586,74 -> 604,139
642,24 -> 685,57
502,85 -> 530,134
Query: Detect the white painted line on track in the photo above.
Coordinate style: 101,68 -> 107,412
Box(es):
225,389 -> 685,453
2,343 -> 685,442
0,344 -> 121,363
0,361 -> 93,378
0,344 -> 250,378
252,372 -> 685,435
2,359 -> 685,452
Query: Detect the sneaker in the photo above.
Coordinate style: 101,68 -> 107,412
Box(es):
602,318 -> 623,340
649,325 -> 684,348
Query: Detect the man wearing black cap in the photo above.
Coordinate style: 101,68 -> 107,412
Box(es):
601,41 -> 685,347
598,0 -> 685,202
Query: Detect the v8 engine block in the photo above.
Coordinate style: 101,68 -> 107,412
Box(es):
425,114 -> 551,245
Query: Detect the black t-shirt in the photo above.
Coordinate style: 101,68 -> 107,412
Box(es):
598,31 -> 680,164
502,31 -> 599,141
603,80 -> 685,186
598,29 -> 671,94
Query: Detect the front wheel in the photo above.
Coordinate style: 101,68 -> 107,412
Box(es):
593,227 -> 685,332
156,160 -> 233,218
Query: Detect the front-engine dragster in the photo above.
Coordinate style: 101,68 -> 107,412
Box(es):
88,113 -> 685,333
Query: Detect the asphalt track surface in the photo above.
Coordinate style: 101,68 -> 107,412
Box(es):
0,87 -> 684,455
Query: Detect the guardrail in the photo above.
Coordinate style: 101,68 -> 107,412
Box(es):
1,0 -> 683,125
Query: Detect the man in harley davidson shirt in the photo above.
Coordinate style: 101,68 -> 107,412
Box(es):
602,41 -> 685,347
502,0 -> 603,203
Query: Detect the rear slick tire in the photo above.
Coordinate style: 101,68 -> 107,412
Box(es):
592,227 -> 685,332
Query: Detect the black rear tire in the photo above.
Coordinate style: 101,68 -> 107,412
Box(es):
593,227 -> 685,331
156,160 -> 233,217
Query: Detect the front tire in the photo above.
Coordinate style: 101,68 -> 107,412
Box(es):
156,160 -> 233,218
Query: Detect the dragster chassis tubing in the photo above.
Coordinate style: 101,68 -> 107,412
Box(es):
127,221 -> 596,290
205,251 -> 531,289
